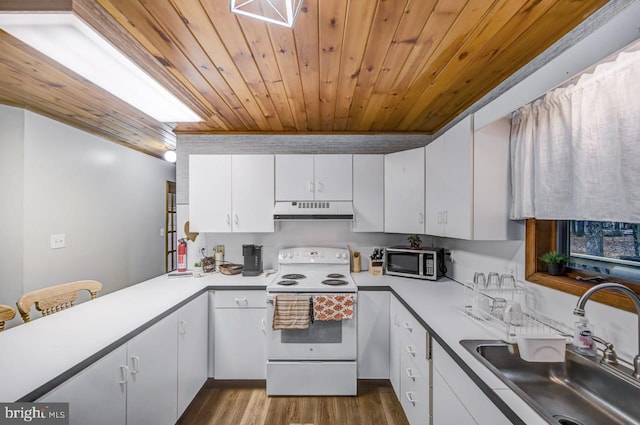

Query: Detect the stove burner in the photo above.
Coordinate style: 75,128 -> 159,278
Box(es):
327,273 -> 345,279
322,279 -> 348,286
277,280 -> 298,286
282,274 -> 306,280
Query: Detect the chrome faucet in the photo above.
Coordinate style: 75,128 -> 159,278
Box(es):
574,282 -> 640,379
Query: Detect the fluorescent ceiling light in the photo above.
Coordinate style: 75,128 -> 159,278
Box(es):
0,13 -> 202,123
230,0 -> 304,28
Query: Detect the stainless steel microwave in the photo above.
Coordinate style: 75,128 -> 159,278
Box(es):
384,246 -> 446,280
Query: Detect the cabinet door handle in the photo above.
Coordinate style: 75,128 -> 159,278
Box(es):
261,319 -> 266,335
418,212 -> 424,224
130,356 -> 140,375
405,368 -> 417,381
405,391 -> 417,405
317,181 -> 324,192
119,365 -> 129,385
437,211 -> 443,224
226,213 -> 231,226
179,320 -> 187,335
443,211 -> 448,224
405,345 -> 417,357
403,322 -> 413,332
234,214 -> 239,225
308,181 -> 314,192
393,314 -> 399,326
235,297 -> 248,305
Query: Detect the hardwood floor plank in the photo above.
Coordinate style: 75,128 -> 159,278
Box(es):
178,380 -> 409,425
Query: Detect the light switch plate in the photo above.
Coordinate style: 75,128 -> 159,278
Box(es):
50,234 -> 66,249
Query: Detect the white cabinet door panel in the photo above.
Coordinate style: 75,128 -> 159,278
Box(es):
443,115 -> 473,240
127,313 -> 178,425
389,296 -> 402,398
314,154 -> 352,200
425,136 -> 447,236
189,155 -> 232,232
357,291 -> 389,378
39,345 -> 127,425
384,148 -> 425,234
352,155 -> 384,232
432,368 -> 476,425
232,155 -> 274,232
275,155 -> 314,201
214,307 -> 266,379
177,293 -> 209,417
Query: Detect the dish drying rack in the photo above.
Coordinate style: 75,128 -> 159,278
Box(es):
461,282 -> 572,344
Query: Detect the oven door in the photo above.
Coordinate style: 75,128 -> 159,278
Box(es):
266,293 -> 357,360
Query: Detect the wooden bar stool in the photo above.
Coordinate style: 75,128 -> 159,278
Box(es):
17,280 -> 103,323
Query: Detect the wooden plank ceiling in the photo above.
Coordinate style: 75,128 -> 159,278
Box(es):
0,0 -> 608,158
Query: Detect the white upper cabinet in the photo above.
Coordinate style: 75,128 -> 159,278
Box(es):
425,115 -> 518,240
189,155 -> 232,233
352,155 -> 384,232
425,115 -> 473,239
189,155 -> 274,233
275,154 -> 352,201
384,147 -> 425,234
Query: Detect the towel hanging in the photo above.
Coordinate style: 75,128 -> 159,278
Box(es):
272,295 -> 311,330
312,294 -> 354,321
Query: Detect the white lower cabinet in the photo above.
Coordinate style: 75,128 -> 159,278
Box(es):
357,291 -> 390,378
177,293 -> 209,417
39,312 -> 179,425
127,312 -> 179,425
39,295 -> 210,425
214,290 -> 267,379
432,341 -> 510,425
39,345 -> 127,425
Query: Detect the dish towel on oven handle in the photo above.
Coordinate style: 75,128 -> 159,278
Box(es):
312,294 -> 355,321
272,295 -> 311,330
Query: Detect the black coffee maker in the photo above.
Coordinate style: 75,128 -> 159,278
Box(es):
242,244 -> 263,276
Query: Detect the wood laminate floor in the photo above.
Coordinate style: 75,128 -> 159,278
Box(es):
177,380 -> 409,425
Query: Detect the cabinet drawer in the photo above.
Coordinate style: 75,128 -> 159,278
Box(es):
397,308 -> 430,373
214,291 -> 267,308
400,352 -> 430,425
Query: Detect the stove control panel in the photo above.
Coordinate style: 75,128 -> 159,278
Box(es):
278,247 -> 349,264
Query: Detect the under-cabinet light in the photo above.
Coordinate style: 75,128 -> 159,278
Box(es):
230,0 -> 304,28
0,13 -> 202,123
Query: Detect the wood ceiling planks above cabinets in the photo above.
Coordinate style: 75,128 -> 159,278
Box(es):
0,0 -> 609,157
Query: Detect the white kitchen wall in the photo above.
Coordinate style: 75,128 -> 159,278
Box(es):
0,106 -> 175,328
0,105 -> 25,315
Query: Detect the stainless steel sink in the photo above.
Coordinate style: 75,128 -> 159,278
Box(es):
460,340 -> 640,425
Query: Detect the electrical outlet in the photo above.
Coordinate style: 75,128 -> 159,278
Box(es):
50,234 -> 66,249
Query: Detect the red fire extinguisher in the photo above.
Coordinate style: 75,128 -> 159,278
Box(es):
177,239 -> 187,272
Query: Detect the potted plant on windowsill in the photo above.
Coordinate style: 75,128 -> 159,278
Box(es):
539,251 -> 569,276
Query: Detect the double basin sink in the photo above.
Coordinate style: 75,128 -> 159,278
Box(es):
460,340 -> 640,425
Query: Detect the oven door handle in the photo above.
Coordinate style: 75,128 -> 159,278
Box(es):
267,294 -> 358,303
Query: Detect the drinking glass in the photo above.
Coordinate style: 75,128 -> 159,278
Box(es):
500,273 -> 516,289
487,272 -> 501,288
473,272 -> 487,288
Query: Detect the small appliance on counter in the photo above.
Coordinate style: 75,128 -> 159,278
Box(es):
242,244 -> 263,276
384,246 -> 446,280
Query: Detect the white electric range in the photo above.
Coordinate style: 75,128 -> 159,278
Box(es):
265,247 -> 358,396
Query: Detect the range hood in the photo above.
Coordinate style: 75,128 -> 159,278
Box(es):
273,201 -> 354,221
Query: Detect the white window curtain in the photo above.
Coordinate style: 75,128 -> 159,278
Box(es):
510,48 -> 640,223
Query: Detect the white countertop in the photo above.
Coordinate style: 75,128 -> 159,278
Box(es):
0,271 -> 546,423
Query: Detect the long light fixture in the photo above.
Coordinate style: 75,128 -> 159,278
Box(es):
230,0 -> 304,28
0,13 -> 202,123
